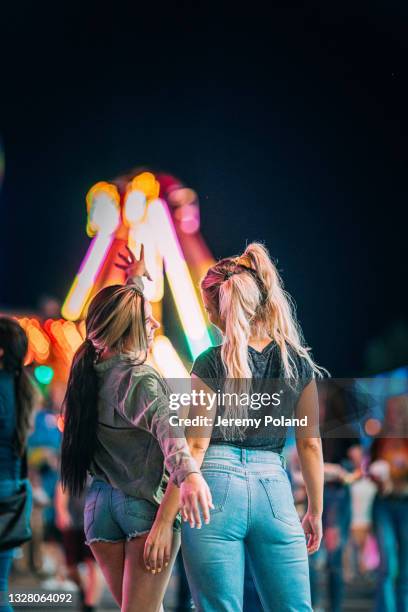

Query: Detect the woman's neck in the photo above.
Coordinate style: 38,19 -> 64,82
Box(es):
248,333 -> 273,352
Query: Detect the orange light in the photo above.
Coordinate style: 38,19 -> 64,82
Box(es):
365,418 -> 382,436
56,415 -> 65,432
127,172 -> 160,201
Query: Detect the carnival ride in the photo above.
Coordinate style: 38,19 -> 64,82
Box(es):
12,169 -> 217,388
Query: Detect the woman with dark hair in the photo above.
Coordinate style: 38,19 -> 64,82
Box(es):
0,318 -> 37,611
60,246 -> 212,612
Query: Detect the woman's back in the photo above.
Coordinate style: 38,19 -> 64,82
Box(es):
191,342 -> 314,453
90,356 -> 170,504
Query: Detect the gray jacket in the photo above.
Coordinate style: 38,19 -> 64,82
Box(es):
89,355 -> 199,505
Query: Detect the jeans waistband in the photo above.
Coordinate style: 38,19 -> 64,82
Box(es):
204,444 -> 286,469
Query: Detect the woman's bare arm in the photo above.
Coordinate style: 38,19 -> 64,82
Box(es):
295,379 -> 324,554
143,374 -> 215,573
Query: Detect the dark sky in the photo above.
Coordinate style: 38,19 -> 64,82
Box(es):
1,2 -> 407,376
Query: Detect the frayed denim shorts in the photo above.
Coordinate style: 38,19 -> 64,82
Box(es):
84,478 -> 180,545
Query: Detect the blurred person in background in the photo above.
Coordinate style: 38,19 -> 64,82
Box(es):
0,318 -> 36,612
344,445 -> 377,581
26,465 -> 51,575
28,408 -> 67,588
369,396 -> 408,612
55,480 -> 103,612
308,383 -> 361,612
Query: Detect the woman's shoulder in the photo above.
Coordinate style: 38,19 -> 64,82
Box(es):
191,345 -> 222,374
289,346 -> 320,397
124,363 -> 169,407
129,362 -> 165,386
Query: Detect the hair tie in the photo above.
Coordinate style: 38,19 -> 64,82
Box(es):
85,338 -> 95,352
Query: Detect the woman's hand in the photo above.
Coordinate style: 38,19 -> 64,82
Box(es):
180,473 -> 214,529
115,244 -> 152,281
143,518 -> 173,574
301,511 -> 322,555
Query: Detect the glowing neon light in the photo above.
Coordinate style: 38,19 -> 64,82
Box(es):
62,233 -> 114,320
148,199 -> 211,358
62,184 -> 121,320
34,365 -> 54,385
151,335 -> 189,378
123,178 -> 164,303
17,317 -> 50,363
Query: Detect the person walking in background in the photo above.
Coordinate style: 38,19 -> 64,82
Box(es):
0,318 -> 36,612
345,445 -> 377,580
309,384 -> 361,612
369,396 -> 408,612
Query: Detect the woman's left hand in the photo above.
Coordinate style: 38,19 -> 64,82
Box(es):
302,511 -> 322,555
143,518 -> 173,574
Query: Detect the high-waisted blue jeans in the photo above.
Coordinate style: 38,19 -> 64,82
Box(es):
181,445 -> 312,612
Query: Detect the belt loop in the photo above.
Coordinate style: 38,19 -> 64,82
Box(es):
280,454 -> 287,470
241,448 -> 246,465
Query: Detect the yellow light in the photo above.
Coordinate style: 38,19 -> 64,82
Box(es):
86,182 -> 120,237
50,320 -> 74,362
28,324 -> 50,362
151,335 -> 189,378
123,189 -> 147,226
127,172 -> 160,200
62,232 -> 115,321
148,199 -> 211,358
61,321 -> 83,353
17,318 -> 50,363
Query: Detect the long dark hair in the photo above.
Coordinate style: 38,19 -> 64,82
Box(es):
60,283 -> 148,496
0,317 -> 36,456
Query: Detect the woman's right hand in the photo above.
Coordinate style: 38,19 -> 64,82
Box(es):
143,518 -> 174,574
180,473 -> 214,529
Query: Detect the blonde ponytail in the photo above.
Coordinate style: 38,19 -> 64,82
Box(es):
202,241 -> 325,383
243,242 -> 323,379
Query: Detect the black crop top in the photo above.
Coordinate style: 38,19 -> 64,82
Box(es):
191,341 -> 314,454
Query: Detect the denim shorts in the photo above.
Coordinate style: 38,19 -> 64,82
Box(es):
84,478 -> 179,545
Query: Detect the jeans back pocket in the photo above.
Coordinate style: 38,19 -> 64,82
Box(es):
202,471 -> 231,513
84,487 -> 101,535
260,476 -> 300,526
124,496 -> 157,521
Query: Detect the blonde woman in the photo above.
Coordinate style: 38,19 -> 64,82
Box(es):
179,243 -> 324,611
61,247 -> 212,612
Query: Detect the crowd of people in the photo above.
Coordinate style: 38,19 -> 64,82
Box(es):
0,243 -> 407,612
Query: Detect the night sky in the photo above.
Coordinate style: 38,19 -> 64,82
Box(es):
1,3 -> 407,376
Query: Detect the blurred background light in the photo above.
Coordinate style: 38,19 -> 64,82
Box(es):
34,365 -> 54,385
